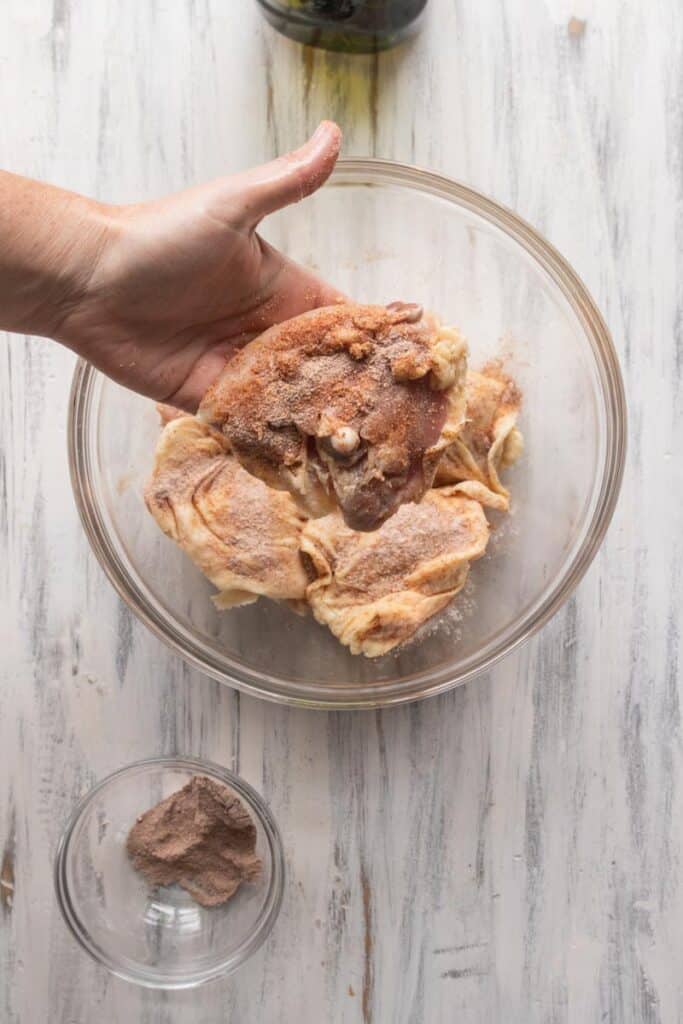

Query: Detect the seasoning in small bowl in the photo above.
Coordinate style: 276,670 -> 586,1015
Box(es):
54,757 -> 284,989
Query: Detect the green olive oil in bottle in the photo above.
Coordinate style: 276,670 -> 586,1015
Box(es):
256,0 -> 428,53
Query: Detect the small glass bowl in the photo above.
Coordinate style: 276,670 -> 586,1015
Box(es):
54,757 -> 284,989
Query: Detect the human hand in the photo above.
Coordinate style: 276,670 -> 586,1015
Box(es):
53,122 -> 343,410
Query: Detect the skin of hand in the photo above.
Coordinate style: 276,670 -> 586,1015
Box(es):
0,121 -> 343,410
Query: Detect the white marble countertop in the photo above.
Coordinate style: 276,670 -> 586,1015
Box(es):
1,1 -> 680,1021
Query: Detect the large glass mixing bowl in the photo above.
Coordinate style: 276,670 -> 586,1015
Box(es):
68,159 -> 626,708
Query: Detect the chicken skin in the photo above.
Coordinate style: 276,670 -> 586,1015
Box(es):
145,416 -> 308,608
300,490 -> 489,657
435,366 -> 523,511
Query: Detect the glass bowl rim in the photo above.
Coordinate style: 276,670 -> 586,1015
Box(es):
54,755 -> 285,990
67,157 -> 627,709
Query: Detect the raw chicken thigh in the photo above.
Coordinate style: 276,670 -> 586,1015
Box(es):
300,490 -> 489,657
145,416 -> 308,609
436,367 -> 523,511
198,302 -> 468,532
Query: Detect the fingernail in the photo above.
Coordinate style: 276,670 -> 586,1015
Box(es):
313,121 -> 341,144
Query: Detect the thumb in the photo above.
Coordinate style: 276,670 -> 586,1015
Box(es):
226,121 -> 342,228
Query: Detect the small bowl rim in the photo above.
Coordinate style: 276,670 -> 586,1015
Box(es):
54,756 -> 285,990
68,157 -> 627,709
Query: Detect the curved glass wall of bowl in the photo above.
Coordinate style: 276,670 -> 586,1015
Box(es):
68,160 -> 626,708
256,0 -> 428,52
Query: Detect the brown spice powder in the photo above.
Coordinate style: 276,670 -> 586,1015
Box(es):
126,775 -> 262,908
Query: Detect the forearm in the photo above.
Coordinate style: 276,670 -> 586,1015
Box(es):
0,171 -> 110,338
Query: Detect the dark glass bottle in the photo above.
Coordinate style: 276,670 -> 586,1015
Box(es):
257,0 -> 428,53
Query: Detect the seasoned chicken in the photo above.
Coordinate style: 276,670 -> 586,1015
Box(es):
435,366 -> 523,511
145,416 -> 308,608
198,302 -> 468,532
300,490 -> 489,658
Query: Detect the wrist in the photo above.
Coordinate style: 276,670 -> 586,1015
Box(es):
39,194 -> 115,342
0,171 -> 115,340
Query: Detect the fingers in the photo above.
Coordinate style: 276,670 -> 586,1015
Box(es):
224,121 -> 342,228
